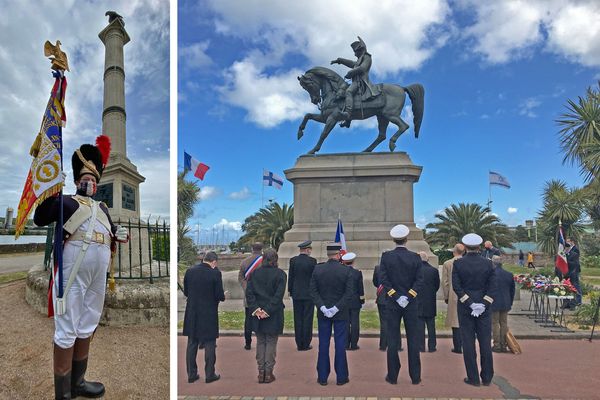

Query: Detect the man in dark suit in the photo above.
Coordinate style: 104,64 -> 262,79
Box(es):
379,224 -> 424,385
490,255 -> 515,353
453,233 -> 497,387
373,264 -> 404,352
288,240 -> 317,351
310,243 -> 353,386
417,251 -> 440,353
566,239 -> 582,309
341,252 -> 365,350
238,242 -> 263,350
183,252 -> 226,384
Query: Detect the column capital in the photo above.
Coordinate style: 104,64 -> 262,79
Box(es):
98,17 -> 130,45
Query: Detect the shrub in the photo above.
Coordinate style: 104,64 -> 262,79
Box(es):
581,255 -> 600,269
152,234 -> 169,262
571,291 -> 600,326
434,249 -> 453,265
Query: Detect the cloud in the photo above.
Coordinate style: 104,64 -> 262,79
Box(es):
199,186 -> 221,200
461,1 -> 600,66
180,41 -> 213,70
229,187 -> 251,200
213,218 -> 242,231
0,0 -> 169,218
519,97 -> 541,118
507,207 -> 518,214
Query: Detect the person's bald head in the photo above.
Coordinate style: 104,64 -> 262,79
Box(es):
453,243 -> 465,256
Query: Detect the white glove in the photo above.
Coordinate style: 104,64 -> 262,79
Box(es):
321,305 -> 332,318
329,306 -> 339,317
115,225 -> 129,242
396,296 -> 409,308
470,303 -> 485,317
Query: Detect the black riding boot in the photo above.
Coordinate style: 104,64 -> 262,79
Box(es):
55,372 -> 72,400
71,358 -> 105,398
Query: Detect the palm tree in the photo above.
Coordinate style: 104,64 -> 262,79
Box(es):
238,202 -> 294,249
425,203 -> 512,249
536,180 -> 585,254
556,82 -> 600,182
177,171 -> 201,262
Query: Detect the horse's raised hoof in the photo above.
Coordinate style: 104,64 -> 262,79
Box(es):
307,148 -> 317,155
389,141 -> 396,152
297,129 -> 304,140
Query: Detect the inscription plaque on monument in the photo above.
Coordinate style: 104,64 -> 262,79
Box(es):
122,183 -> 136,211
94,183 -> 113,207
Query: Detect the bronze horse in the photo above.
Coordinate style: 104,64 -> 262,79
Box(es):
297,67 -> 424,154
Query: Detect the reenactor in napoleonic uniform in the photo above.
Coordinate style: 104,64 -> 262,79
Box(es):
341,252 -> 365,350
452,233 -> 497,387
288,240 -> 317,351
379,224 -> 424,385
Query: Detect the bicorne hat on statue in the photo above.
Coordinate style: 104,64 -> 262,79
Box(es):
71,135 -> 111,182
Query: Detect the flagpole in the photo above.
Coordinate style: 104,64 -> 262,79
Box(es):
487,171 -> 492,211
54,70 -> 66,299
261,169 -> 264,208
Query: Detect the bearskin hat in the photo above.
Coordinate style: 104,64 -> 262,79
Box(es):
71,135 -> 111,182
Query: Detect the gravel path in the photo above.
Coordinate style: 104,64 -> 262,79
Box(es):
0,280 -> 169,399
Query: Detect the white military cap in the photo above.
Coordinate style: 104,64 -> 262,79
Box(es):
341,252 -> 356,262
390,224 -> 410,239
462,233 -> 483,246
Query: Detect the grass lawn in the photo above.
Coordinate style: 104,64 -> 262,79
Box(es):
179,310 -> 449,331
0,271 -> 28,285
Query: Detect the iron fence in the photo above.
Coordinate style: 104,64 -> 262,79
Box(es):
43,220 -> 170,284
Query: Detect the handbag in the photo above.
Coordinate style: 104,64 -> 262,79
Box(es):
506,329 -> 522,354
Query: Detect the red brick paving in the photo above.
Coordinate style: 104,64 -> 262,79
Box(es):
178,336 -> 600,399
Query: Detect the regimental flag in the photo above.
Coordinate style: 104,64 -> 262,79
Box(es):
489,171 -> 511,188
184,151 -> 210,180
555,225 -> 569,275
263,169 -> 283,189
335,218 -> 347,255
15,72 -> 67,238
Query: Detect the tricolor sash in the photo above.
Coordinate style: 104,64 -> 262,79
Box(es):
244,255 -> 263,280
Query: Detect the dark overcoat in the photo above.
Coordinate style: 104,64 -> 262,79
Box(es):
491,265 -> 515,312
310,259 -> 353,320
417,261 -> 440,318
348,266 -> 365,310
246,264 -> 287,335
288,253 -> 317,300
182,263 -> 225,341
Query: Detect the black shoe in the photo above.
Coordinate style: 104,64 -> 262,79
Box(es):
206,374 -> 221,383
336,378 -> 349,385
412,378 -> 421,385
428,348 -> 436,353
398,347 -> 404,352
451,349 -> 462,354
317,379 -> 327,386
385,375 -> 397,384
483,380 -> 492,386
244,344 -> 251,350
187,374 -> 200,383
71,358 -> 105,398
492,347 -> 503,353
464,378 -> 480,387
349,345 -> 360,350
379,347 -> 387,351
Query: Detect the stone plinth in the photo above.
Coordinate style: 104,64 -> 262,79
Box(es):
279,152 -> 436,293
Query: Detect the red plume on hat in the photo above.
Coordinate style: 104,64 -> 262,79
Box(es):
95,134 -> 111,168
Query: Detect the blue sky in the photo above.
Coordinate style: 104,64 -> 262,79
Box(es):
0,0 -> 170,223
178,0 -> 600,245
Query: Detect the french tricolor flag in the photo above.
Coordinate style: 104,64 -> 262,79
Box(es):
335,218 -> 347,255
555,225 -> 568,275
184,151 -> 210,180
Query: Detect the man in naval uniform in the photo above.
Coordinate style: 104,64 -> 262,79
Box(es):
379,224 -> 424,385
452,233 -> 497,387
288,240 -> 317,351
310,243 -> 353,386
34,136 -> 129,400
341,252 -> 365,350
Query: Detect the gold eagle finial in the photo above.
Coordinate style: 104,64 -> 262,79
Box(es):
44,40 -> 70,72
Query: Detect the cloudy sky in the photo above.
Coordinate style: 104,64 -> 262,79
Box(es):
178,0 -> 600,245
0,0 -> 170,223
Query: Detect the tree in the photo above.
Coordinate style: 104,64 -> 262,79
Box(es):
556,82 -> 600,182
536,180 -> 586,254
238,202 -> 294,250
177,171 -> 201,263
425,203 -> 512,249
512,225 -> 531,242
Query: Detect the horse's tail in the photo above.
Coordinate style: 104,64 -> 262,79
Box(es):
404,83 -> 425,138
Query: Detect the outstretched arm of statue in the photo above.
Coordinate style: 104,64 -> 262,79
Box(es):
334,58 -> 356,68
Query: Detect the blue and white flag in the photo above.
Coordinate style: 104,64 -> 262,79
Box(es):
489,171 -> 510,188
263,169 -> 284,189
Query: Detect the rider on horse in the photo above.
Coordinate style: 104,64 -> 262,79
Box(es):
331,36 -> 381,128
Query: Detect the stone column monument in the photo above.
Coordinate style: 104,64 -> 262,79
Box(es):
97,13 -> 145,222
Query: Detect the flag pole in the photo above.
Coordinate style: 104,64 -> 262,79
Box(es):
487,171 -> 492,211
261,169 -> 264,208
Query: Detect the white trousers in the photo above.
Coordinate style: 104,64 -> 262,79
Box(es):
53,225 -> 111,349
